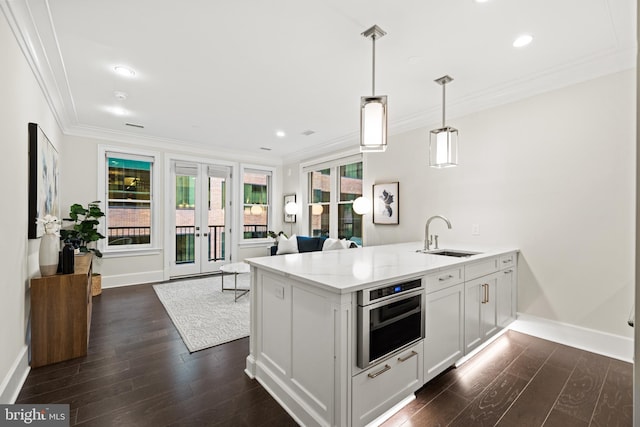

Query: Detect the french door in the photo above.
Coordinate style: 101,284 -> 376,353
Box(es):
169,161 -> 231,277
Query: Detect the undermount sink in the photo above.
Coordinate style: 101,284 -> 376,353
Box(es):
417,249 -> 481,258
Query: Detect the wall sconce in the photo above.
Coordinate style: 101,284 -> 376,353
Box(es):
284,195 -> 298,223
360,25 -> 388,153
429,75 -> 458,168
353,196 -> 371,215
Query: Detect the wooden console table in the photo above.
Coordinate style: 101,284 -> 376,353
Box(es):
30,254 -> 93,368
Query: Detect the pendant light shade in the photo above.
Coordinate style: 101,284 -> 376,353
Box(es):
360,25 -> 388,153
430,75 -> 458,168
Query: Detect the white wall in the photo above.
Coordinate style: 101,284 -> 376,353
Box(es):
0,14 -> 62,402
362,70 -> 635,338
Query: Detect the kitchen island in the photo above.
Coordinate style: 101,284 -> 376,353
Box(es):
245,242 -> 518,427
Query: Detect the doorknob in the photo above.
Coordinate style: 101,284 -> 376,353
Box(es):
203,233 -> 208,236
195,233 -> 200,237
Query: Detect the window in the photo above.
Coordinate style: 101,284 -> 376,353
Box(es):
99,149 -> 157,253
242,168 -> 272,240
304,155 -> 363,243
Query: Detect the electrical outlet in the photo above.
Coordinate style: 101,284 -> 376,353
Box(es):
472,224 -> 480,236
275,286 -> 285,299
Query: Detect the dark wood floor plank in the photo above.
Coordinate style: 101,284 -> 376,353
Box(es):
543,408 -> 589,427
449,372 -> 528,427
496,362 -> 572,427
590,359 -> 633,426
402,389 -> 470,427
552,352 -> 610,422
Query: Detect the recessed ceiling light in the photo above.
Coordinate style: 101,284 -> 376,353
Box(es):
275,130 -> 286,138
109,106 -> 128,116
513,34 -> 533,48
114,65 -> 136,77
113,91 -> 128,100
475,0 -> 490,3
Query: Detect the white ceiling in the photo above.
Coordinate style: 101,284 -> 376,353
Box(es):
2,0 -> 636,163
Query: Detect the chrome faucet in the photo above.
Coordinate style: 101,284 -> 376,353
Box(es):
424,215 -> 452,251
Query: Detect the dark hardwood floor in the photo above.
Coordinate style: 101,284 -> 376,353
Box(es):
383,331 -> 633,427
17,283 -> 632,426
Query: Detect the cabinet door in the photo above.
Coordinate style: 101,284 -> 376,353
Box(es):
481,275 -> 498,340
464,273 -> 499,354
497,268 -> 515,327
424,284 -> 464,383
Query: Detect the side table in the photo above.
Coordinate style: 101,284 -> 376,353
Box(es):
220,262 -> 250,302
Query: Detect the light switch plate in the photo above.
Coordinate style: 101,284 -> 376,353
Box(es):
472,224 -> 480,236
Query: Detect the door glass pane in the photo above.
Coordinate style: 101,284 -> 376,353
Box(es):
208,176 -> 226,261
175,175 -> 196,264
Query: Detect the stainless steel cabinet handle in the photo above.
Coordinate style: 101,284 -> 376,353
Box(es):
438,275 -> 454,282
398,351 -> 418,362
504,269 -> 513,274
502,259 -> 511,263
368,364 -> 391,379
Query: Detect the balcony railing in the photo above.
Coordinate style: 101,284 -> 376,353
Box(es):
108,225 -> 226,264
243,224 -> 268,239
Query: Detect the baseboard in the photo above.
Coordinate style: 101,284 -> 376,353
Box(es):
102,270 -> 164,288
509,313 -> 633,363
0,346 -> 30,404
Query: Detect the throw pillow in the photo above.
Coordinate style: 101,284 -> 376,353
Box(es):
276,234 -> 299,255
323,238 -> 346,251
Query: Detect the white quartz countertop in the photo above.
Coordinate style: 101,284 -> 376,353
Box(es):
245,242 -> 518,294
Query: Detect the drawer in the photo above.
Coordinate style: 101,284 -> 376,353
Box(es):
425,267 -> 464,293
352,341 -> 423,427
499,252 -> 516,270
465,256 -> 499,281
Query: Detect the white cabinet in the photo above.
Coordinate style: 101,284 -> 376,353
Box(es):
424,283 -> 464,382
464,272 -> 499,353
352,342 -> 423,427
497,252 -> 517,327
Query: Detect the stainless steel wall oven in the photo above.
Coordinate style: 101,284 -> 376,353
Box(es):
357,278 -> 425,369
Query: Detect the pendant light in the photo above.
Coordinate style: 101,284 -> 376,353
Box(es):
360,25 -> 388,153
429,75 -> 458,168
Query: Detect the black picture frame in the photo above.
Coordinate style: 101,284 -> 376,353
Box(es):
373,182 -> 399,225
28,122 -> 60,238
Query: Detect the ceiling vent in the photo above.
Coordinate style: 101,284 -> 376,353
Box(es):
125,123 -> 144,129
301,129 -> 315,136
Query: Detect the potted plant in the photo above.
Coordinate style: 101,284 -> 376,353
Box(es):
60,201 -> 106,296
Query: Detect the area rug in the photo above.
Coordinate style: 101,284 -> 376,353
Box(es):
153,274 -> 250,352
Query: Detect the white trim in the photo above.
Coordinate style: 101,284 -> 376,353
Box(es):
102,270 -> 164,288
0,346 -> 30,404
509,312 -> 633,363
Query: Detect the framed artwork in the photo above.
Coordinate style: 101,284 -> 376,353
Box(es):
284,194 -> 296,223
373,182 -> 399,225
28,122 -> 60,238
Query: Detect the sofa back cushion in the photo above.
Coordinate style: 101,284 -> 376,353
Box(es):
297,236 -> 326,252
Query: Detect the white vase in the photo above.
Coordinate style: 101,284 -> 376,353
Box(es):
39,233 -> 60,276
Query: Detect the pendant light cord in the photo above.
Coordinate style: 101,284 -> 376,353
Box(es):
442,81 -> 446,127
371,35 -> 376,96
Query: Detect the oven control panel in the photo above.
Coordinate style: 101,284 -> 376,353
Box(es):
360,278 -> 423,305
